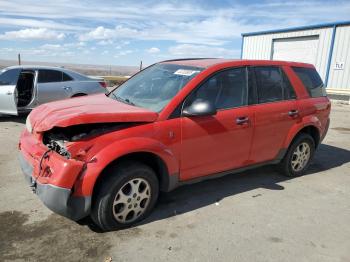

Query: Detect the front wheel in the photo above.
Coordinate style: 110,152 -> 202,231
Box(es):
91,161 -> 159,231
279,133 -> 315,177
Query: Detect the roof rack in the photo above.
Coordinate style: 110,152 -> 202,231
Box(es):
159,58 -> 219,63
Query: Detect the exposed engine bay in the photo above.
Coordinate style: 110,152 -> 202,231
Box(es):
43,123 -> 133,159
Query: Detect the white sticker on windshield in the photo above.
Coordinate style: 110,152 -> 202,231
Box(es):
174,69 -> 200,76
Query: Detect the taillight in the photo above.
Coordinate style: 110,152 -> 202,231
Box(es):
99,81 -> 107,88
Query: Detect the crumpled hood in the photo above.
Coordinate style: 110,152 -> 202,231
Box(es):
29,94 -> 159,132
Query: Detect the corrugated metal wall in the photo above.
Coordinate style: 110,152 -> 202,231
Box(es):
327,25 -> 350,90
242,28 -> 333,83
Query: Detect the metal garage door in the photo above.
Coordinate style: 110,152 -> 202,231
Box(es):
272,36 -> 319,65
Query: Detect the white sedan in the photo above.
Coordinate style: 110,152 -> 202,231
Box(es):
0,65 -> 107,115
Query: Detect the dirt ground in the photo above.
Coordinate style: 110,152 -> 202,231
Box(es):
0,103 -> 349,262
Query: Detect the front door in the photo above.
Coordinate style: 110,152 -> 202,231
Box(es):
180,67 -> 254,180
0,68 -> 20,115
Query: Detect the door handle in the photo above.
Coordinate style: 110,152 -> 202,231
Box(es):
288,110 -> 299,117
63,86 -> 71,90
6,91 -> 13,95
236,116 -> 249,125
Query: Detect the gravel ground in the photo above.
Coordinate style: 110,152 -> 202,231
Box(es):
0,103 -> 349,262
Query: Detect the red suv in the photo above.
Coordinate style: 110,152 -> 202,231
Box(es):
19,59 -> 330,231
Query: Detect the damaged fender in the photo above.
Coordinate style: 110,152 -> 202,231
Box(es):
73,137 -> 180,196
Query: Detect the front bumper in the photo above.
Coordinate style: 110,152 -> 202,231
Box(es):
18,141 -> 91,221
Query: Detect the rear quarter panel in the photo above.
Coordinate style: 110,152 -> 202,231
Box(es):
282,65 -> 331,148
71,81 -> 104,95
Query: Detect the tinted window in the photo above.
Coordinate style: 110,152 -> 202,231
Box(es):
0,68 -> 21,85
186,67 -> 248,110
282,70 -> 296,100
38,70 -> 63,83
292,67 -> 326,97
62,72 -> 73,81
255,67 -> 283,103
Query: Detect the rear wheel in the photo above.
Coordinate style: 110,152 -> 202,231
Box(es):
91,161 -> 159,231
279,133 -> 315,177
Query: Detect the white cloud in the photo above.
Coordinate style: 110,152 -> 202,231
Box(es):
97,39 -> 114,45
0,17 -> 85,31
63,42 -> 86,48
114,50 -> 133,58
147,47 -> 160,53
41,44 -> 61,50
168,44 -> 239,58
79,26 -> 114,41
79,25 -> 138,41
0,28 -> 65,40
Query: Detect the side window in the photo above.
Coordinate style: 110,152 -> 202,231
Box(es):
0,69 -> 21,86
255,67 -> 283,103
62,72 -> 73,81
185,67 -> 248,110
282,70 -> 296,100
38,70 -> 63,83
292,67 -> 326,97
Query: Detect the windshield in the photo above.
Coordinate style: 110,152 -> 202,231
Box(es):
109,63 -> 203,112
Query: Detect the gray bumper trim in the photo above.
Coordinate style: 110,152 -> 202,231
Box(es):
18,152 -> 91,221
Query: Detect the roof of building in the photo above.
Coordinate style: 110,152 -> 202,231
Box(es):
242,20 -> 350,37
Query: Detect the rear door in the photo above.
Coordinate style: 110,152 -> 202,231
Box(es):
0,68 -> 20,115
249,66 -> 299,163
36,69 -> 72,104
180,67 -> 254,180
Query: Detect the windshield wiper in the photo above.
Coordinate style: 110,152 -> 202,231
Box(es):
111,93 -> 135,106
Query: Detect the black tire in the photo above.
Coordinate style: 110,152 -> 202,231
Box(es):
279,133 -> 315,177
91,161 -> 159,231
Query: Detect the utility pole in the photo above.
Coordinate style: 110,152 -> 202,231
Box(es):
18,53 -> 21,65
139,60 -> 143,71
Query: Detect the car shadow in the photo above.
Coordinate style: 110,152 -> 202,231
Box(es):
83,143 -> 350,233
0,114 -> 28,124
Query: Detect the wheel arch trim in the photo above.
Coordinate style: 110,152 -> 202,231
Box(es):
283,120 -> 321,150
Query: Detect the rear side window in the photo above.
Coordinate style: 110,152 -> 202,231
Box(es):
62,72 -> 73,81
254,66 -> 296,103
292,67 -> 326,97
38,69 -> 63,83
186,67 -> 248,110
0,68 -> 21,85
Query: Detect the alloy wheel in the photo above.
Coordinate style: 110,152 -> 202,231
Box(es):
112,178 -> 151,223
291,142 -> 311,172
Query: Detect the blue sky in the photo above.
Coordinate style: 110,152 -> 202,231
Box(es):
0,0 -> 349,66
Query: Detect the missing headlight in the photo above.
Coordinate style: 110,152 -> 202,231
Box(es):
47,139 -> 71,159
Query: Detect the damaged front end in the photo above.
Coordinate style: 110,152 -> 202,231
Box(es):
19,122 -> 133,221
42,122 -> 132,159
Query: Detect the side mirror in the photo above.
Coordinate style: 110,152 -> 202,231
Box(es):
182,99 -> 217,117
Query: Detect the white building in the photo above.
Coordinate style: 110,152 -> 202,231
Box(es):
241,21 -> 350,100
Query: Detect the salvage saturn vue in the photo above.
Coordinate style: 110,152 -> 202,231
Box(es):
18,58 -> 330,231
